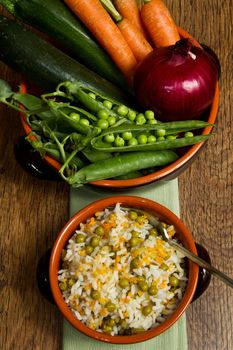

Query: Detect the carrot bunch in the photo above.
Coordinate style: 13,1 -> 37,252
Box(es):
64,0 -> 180,83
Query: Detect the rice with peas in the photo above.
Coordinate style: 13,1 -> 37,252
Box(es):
58,203 -> 187,335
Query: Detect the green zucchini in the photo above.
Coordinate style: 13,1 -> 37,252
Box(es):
0,0 -> 129,92
0,16 -> 132,104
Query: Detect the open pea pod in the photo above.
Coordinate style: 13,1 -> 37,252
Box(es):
91,120 -> 214,152
59,81 -> 135,119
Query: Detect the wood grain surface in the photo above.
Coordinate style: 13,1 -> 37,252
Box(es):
0,1 -> 232,350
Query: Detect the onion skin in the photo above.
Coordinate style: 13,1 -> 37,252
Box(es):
133,39 -> 219,121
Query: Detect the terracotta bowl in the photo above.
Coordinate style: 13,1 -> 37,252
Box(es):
49,195 -> 199,344
19,27 -> 219,189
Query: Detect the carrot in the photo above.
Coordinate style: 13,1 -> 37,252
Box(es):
100,0 -> 153,62
141,0 -> 180,48
117,18 -> 153,61
64,0 -> 137,81
113,0 -> 147,36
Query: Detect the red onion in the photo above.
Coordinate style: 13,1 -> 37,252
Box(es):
134,39 -> 219,121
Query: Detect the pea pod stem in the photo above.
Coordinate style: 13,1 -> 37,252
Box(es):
66,150 -> 178,186
26,136 -> 85,170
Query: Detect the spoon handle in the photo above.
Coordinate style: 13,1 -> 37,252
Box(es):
169,240 -> 233,288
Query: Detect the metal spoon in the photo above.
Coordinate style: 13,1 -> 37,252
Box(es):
119,206 -> 233,288
156,223 -> 233,288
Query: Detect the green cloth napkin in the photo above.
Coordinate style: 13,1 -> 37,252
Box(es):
63,179 -> 188,350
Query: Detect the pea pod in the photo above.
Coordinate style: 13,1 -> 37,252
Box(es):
46,102 -> 98,135
91,120 -> 214,152
62,81 -> 135,122
93,120 -> 214,137
64,151 -> 179,186
72,86 -> 120,118
113,170 -> 142,180
92,134 -> 211,152
82,147 -> 112,163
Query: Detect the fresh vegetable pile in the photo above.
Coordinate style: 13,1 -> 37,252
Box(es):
0,0 -> 219,185
0,79 -> 213,186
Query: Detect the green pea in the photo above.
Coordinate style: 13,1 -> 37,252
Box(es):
142,305 -> 152,316
185,131 -> 194,138
102,324 -> 113,334
138,281 -> 148,292
119,278 -> 129,289
166,135 -> 177,140
106,318 -> 116,327
104,133 -> 115,143
129,237 -> 140,247
137,275 -> 145,283
94,225 -> 105,236
136,215 -> 145,224
136,113 -> 146,125
114,136 -> 125,147
68,278 -> 76,287
79,118 -> 90,126
131,231 -> 139,238
129,211 -> 138,220
157,136 -> 165,141
127,137 -> 138,146
169,276 -> 179,287
88,92 -> 96,99
98,109 -> 109,119
122,131 -> 133,140
155,129 -> 166,137
103,100 -> 113,109
160,308 -> 170,316
90,236 -> 100,247
148,285 -> 158,295
85,245 -> 94,255
137,134 -> 148,145
91,289 -> 100,300
69,112 -> 80,122
148,119 -> 158,125
149,228 -> 158,237
75,234 -> 85,243
145,110 -> 155,120
117,105 -> 128,116
108,116 -> 116,126
148,135 -> 156,143
160,263 -> 169,270
127,110 -> 136,121
130,258 -> 140,269
97,119 -> 109,129
59,281 -> 67,291
105,301 -> 116,312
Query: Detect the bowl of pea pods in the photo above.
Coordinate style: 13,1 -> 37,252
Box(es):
17,78 -> 219,189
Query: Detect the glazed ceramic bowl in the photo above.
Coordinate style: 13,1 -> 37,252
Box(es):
47,196 -> 202,344
19,28 -> 219,189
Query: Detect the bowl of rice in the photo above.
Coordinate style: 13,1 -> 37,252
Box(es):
49,196 -> 199,344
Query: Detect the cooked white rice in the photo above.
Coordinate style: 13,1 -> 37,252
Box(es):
58,203 -> 187,335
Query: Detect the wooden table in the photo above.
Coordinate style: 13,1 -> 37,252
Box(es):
0,1 -> 232,349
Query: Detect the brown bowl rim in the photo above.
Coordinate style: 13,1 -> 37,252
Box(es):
49,196 -> 199,344
19,27 -> 219,188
